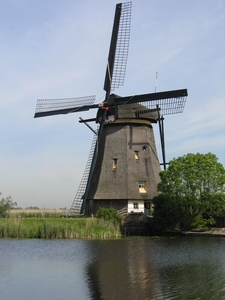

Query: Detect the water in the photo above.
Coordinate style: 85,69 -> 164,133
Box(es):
0,237 -> 225,300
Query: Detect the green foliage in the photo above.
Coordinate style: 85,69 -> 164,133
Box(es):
0,218 -> 121,239
0,193 -> 17,218
96,207 -> 122,224
153,153 -> 225,231
152,194 -> 180,233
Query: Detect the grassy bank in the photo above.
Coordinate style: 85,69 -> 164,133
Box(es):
0,218 -> 122,239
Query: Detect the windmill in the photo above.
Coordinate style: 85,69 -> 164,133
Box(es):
34,2 -> 188,216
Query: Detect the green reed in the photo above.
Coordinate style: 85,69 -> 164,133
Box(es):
0,218 -> 122,239
10,211 -> 62,218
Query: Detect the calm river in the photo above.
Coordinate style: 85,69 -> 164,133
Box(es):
0,237 -> 225,300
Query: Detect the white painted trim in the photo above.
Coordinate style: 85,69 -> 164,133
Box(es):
128,200 -> 144,213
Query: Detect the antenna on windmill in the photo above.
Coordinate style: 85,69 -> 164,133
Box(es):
155,72 -> 158,93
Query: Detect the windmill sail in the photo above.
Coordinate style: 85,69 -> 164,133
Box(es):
69,132 -> 98,215
104,2 -> 132,97
34,95 -> 97,118
113,89 -> 188,118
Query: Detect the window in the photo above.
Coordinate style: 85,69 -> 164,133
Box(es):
134,151 -> 139,160
138,181 -> 147,193
112,159 -> 117,169
133,202 -> 138,209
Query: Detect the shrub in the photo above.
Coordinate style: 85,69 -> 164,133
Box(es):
0,194 -> 17,218
96,207 -> 122,224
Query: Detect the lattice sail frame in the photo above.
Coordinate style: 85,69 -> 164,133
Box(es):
111,1 -> 132,91
117,95 -> 187,119
34,95 -> 96,117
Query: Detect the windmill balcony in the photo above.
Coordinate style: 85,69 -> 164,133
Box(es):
129,209 -> 152,217
118,207 -> 128,217
118,207 -> 152,218
144,208 -> 152,217
129,209 -> 144,215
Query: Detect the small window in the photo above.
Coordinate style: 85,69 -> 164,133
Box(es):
138,181 -> 147,193
133,202 -> 138,209
134,151 -> 139,160
112,159 -> 117,169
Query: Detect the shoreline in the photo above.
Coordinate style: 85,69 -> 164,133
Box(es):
174,228 -> 225,237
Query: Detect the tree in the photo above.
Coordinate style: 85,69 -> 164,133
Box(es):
152,194 -> 180,233
0,193 -> 17,218
153,153 -> 225,231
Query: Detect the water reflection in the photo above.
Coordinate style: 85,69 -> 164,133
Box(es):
0,237 -> 225,299
154,237 -> 225,299
86,239 -> 163,300
85,238 -> 225,300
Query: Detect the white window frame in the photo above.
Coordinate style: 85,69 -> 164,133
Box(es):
138,181 -> 147,193
128,200 -> 144,213
133,202 -> 138,209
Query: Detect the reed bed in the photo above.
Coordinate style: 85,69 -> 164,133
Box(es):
0,218 -> 122,239
10,209 -> 63,219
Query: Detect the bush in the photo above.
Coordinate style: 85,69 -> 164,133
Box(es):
0,194 -> 17,218
96,207 -> 122,224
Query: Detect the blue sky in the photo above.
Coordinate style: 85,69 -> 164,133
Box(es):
0,0 -> 224,209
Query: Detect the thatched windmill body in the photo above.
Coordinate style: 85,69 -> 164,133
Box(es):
34,2 -> 188,216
